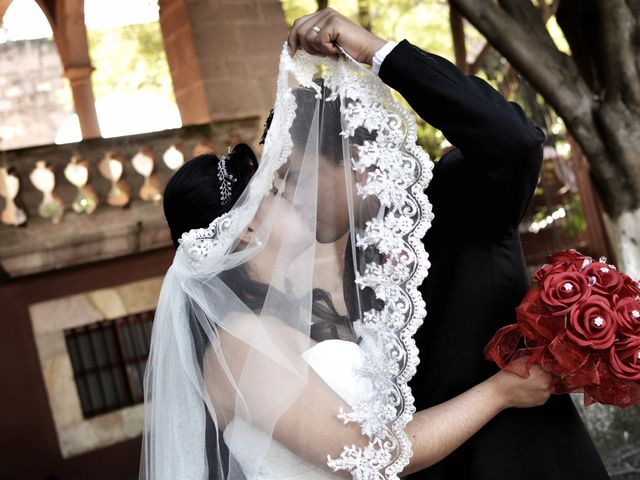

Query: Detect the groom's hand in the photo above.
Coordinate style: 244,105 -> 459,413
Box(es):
288,8 -> 387,65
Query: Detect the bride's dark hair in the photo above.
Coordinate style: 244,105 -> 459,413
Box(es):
163,142 -> 350,342
163,143 -> 258,248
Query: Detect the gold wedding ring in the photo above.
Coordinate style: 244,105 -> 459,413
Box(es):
312,25 -> 321,33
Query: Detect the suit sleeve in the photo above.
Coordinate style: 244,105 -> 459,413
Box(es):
378,40 -> 544,230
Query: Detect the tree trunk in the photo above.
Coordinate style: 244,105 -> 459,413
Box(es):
449,0 -> 640,277
613,208 -> 640,278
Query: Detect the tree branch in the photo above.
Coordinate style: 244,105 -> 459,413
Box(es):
449,0 -> 591,123
556,0 -> 604,95
498,0 -> 541,24
599,0 -> 640,107
449,3 -> 468,73
357,0 -> 372,31
468,42 -> 492,75
538,0 -> 560,19
449,0 -> 626,215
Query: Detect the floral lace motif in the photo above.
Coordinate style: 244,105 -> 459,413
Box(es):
291,49 -> 434,478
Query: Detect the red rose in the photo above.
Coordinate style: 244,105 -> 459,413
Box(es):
548,250 -> 590,270
583,261 -> 624,296
516,296 -> 563,343
610,334 -> 640,381
620,274 -> 640,299
534,262 -> 572,284
540,271 -> 591,315
567,296 -> 617,350
615,296 -> 640,334
534,250 -> 588,283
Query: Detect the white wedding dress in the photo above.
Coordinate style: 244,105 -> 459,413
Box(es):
223,339 -> 374,479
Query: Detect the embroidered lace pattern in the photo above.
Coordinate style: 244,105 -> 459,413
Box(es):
322,50 -> 433,479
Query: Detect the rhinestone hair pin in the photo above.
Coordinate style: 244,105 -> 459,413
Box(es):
217,146 -> 237,205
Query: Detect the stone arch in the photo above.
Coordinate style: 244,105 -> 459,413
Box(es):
1,0 -> 100,139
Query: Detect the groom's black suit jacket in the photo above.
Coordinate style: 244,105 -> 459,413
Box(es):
379,41 -> 609,480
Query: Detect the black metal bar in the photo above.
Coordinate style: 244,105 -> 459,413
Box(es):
103,323 -> 129,407
113,318 -> 136,405
87,323 -> 108,415
72,328 -> 96,417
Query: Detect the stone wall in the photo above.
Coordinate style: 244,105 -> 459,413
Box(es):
159,0 -> 288,123
0,38 -> 69,150
0,246 -> 174,480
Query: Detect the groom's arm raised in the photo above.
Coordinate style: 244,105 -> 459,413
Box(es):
289,9 -> 545,229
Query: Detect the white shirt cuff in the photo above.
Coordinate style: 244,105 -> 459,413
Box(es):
372,41 -> 398,76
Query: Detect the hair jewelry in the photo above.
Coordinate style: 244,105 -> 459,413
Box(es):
217,147 -> 237,205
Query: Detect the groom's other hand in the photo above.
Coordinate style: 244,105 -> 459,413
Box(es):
288,8 -> 387,65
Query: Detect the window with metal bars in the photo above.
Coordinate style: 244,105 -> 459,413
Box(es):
64,310 -> 154,418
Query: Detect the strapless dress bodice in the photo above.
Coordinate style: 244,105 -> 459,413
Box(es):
223,339 -> 372,479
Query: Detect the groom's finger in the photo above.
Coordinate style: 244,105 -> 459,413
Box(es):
304,13 -> 342,57
314,17 -> 341,56
288,13 -> 314,55
298,17 -> 328,56
303,24 -> 336,57
293,12 -> 327,55
289,9 -> 333,56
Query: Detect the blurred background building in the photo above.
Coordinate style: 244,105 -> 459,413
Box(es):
0,1 -> 636,479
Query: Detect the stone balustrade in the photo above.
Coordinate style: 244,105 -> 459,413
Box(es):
0,117 -> 262,278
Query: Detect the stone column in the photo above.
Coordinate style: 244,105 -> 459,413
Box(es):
38,0 -> 101,139
159,0 -> 288,124
65,65 -> 100,139
0,0 -> 11,21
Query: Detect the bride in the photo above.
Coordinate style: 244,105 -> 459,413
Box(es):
139,42 -> 550,480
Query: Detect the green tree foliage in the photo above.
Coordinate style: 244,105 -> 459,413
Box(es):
87,22 -> 175,104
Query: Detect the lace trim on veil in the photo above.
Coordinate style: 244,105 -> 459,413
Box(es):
179,44 -> 434,479
319,49 -> 433,479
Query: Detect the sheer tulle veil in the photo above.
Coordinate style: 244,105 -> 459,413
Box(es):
139,44 -> 434,480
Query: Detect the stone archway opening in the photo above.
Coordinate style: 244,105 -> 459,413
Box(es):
56,0 -> 182,143
0,0 -> 100,147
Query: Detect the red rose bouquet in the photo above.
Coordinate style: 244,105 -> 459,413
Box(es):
484,249 -> 640,407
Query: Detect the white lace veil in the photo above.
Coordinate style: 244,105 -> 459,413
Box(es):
140,45 -> 434,480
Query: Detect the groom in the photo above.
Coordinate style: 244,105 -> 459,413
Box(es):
289,8 -> 610,480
